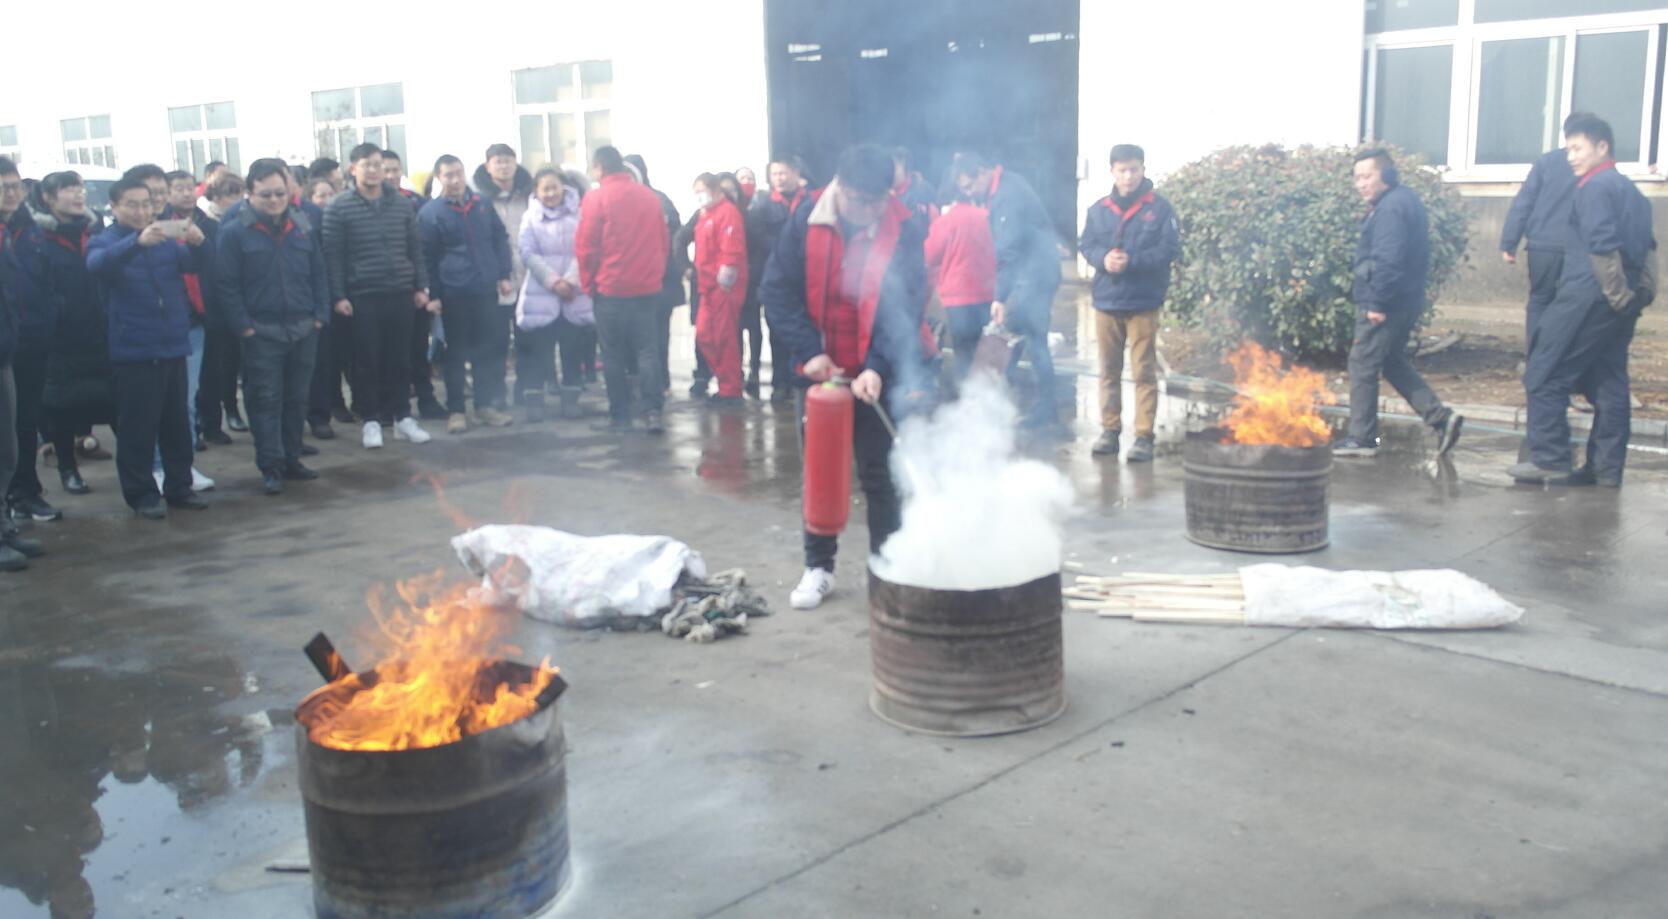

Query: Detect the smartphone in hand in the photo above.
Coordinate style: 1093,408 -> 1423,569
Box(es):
154,219 -> 190,240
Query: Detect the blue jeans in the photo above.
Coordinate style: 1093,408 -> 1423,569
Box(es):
155,325 -> 203,472
945,303 -> 992,379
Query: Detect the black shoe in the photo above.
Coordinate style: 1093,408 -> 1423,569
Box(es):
226,410 -> 249,433
77,436 -> 112,460
59,469 -> 91,495
2,528 -> 45,558
744,377 -> 762,400
262,471 -> 285,496
770,386 -> 794,404
194,434 -> 208,452
299,442 -> 320,457
417,396 -> 449,420
1126,436 -> 1155,463
202,429 -> 234,446
166,491 -> 210,510
709,395 -> 745,407
282,462 -> 319,481
0,545 -> 26,572
1435,412 -> 1464,456
1332,437 -> 1379,458
310,421 -> 336,440
332,407 -> 357,424
134,503 -> 168,520
10,495 -> 63,522
1507,461 -> 1571,484
1091,430 -> 1121,456
644,411 -> 665,434
688,380 -> 710,400
1567,466 -> 1620,488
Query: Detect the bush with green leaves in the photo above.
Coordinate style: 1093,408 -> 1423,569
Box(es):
1159,144 -> 1469,361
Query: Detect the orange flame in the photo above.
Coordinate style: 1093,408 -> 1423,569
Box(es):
1220,343 -> 1336,447
300,571 -> 557,752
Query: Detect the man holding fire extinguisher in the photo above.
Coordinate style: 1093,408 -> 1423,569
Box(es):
762,144 -> 933,611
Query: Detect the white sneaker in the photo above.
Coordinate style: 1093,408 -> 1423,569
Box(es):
789,568 -> 835,610
362,421 -> 383,449
191,467 -> 215,491
393,417 -> 431,444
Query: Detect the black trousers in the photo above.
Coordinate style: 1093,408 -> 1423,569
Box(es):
1345,304 -> 1446,444
410,310 -> 437,403
242,329 -> 318,473
441,293 -> 508,414
114,358 -> 193,508
594,295 -> 664,421
5,347 -> 45,501
350,291 -> 417,424
559,320 -> 597,388
801,393 -> 901,573
1524,295 -> 1637,475
308,315 -> 353,425
1524,248 -> 1562,344
196,323 -> 242,432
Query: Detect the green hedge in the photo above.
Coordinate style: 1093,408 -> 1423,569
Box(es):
1160,144 -> 1470,361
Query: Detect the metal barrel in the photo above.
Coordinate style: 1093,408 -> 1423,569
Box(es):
1183,428 -> 1331,554
868,570 -> 1066,737
295,662 -> 570,919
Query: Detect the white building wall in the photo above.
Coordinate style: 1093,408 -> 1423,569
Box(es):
1076,0 -> 1366,216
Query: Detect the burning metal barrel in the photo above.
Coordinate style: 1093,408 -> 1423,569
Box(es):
1184,427 -> 1330,553
295,660 -> 570,919
868,570 -> 1066,736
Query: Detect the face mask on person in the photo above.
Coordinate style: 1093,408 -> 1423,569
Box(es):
694,190 -> 712,209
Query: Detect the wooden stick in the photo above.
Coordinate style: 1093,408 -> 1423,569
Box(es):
1131,611 -> 1247,624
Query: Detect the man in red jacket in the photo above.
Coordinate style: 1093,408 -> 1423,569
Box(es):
577,146 -> 672,433
692,173 -> 748,402
925,199 -> 996,379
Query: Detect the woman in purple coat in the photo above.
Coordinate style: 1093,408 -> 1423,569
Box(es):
516,169 -> 594,422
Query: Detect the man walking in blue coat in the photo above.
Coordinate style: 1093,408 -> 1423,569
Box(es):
1512,113 -> 1655,486
1334,149 -> 1463,459
218,159 -> 330,495
89,177 -> 210,517
1078,144 -> 1179,462
1500,115 -> 1581,341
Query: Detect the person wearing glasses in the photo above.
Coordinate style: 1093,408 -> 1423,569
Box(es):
88,176 -> 208,518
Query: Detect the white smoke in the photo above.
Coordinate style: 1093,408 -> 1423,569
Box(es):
871,376 -> 1074,590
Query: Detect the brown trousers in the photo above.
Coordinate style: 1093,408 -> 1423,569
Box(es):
1095,308 -> 1159,437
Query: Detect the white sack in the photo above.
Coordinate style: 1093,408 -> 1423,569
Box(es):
1239,564 -> 1524,629
451,525 -> 707,627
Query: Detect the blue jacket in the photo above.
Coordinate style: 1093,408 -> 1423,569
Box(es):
1500,149 -> 1576,254
216,205 -> 330,338
1352,183 -> 1429,312
0,228 -> 17,368
985,167 -> 1061,305
417,192 -> 513,299
1558,164 -> 1655,308
1078,180 -> 1180,312
10,206 -> 96,351
87,225 -> 195,362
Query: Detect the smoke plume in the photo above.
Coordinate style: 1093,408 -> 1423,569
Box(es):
871,376 -> 1073,590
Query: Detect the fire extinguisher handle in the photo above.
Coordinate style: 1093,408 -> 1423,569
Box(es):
872,401 -> 901,441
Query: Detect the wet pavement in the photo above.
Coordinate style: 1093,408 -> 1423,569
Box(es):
2,306 -> 1666,918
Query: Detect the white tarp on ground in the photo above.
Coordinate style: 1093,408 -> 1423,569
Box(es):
451,525 -> 707,627
1239,564 -> 1524,629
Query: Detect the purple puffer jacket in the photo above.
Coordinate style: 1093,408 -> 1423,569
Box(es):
517,185 -> 593,330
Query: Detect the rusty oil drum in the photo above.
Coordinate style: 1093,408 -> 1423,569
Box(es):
868,570 -> 1066,736
1183,428 -> 1331,553
295,663 -> 570,919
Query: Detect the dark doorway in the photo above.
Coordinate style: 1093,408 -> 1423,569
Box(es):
765,0 -> 1081,242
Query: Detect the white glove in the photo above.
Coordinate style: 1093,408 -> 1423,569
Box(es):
717,264 -> 738,291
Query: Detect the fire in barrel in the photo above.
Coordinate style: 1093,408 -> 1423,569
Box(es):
294,573 -> 570,919
1185,343 -> 1335,553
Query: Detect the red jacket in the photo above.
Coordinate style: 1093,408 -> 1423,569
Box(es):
924,203 -> 995,307
575,172 -> 670,298
693,197 -> 748,295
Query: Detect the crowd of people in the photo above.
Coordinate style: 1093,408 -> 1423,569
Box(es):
0,112 -> 1653,588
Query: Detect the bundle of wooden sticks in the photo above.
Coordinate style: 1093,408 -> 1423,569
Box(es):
1063,572 -> 1247,625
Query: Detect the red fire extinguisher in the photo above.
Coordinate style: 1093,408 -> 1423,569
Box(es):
803,381 -> 854,536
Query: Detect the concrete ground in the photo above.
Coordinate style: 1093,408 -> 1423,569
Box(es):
2,310 -> 1666,919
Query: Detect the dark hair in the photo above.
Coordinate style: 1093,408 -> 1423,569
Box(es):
593,146 -> 626,175
623,153 -> 651,187
381,149 -> 402,163
109,176 -> 152,206
767,154 -> 800,173
533,167 -> 566,188
433,154 -> 464,174
347,143 -> 382,165
835,143 -> 896,196
123,163 -> 167,184
1354,147 -> 1399,184
246,158 -> 290,189
204,160 -> 227,173
1563,112 -> 1615,153
308,176 -> 336,197
165,169 -> 194,185
1109,144 -> 1145,165
34,171 -> 85,211
208,173 -> 245,199
0,155 -> 17,179
949,151 -> 990,180
307,157 -> 339,177
484,143 -> 516,161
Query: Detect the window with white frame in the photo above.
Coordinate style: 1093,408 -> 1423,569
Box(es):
511,61 -> 613,171
169,102 -> 240,179
61,115 -> 115,169
1363,4 -> 1668,178
0,125 -> 20,164
312,83 -> 406,165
